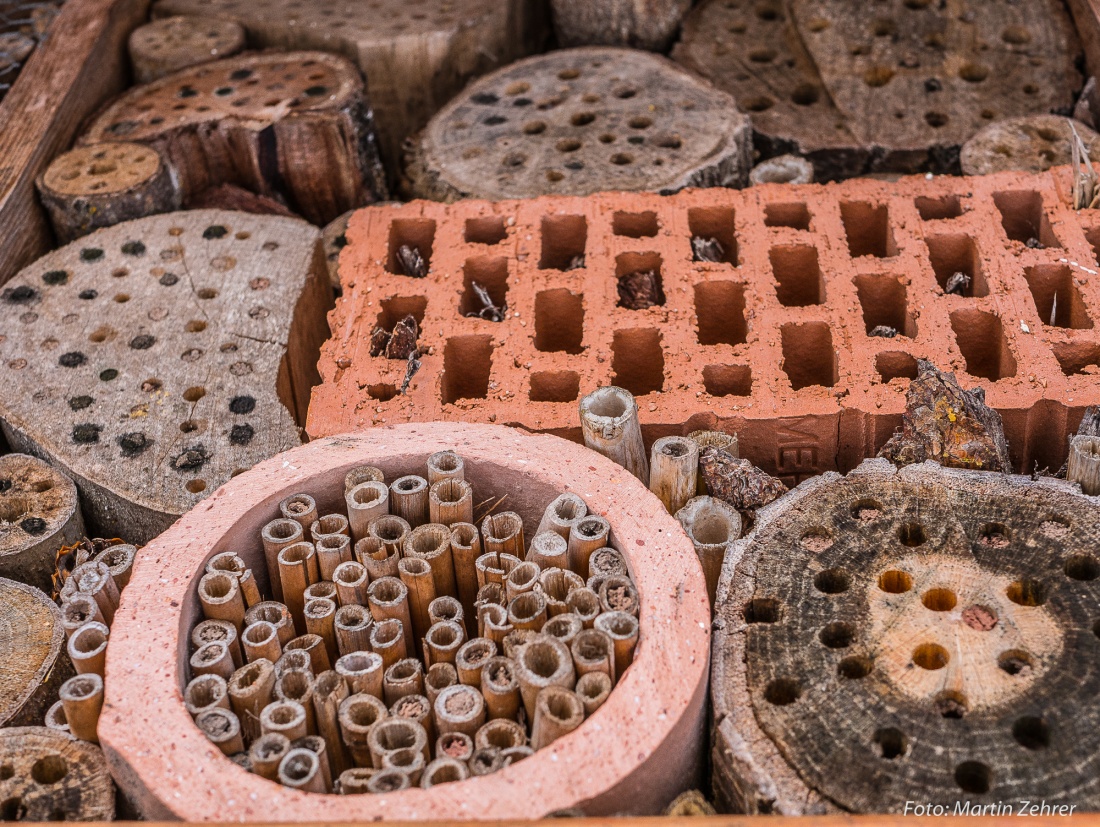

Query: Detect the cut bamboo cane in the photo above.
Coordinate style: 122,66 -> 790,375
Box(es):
535,493 -> 588,540
514,635 -> 576,721
427,450 -> 465,484
278,542 -> 319,634
588,547 -> 629,579
369,767 -> 413,792
312,670 -> 351,780
244,602 -> 295,647
336,767 -> 374,794
649,435 -> 699,515
508,591 -> 548,632
356,537 -> 400,580
368,515 -> 412,557
275,649 -> 314,678
229,659 -> 276,744
191,641 -> 235,680
571,628 -> 615,682
284,634 -> 331,674
197,707 -> 245,755
44,700 -> 70,734
389,694 -> 433,753
501,745 -> 534,766
279,747 -> 327,793
502,629 -> 537,660
70,561 -> 119,626
425,662 -> 458,707
475,717 -> 527,751
304,598 -> 338,665
381,746 -> 425,785
429,478 -> 474,526
370,618 -> 408,669
433,684 -> 486,739
250,732 -> 291,780
293,734 -> 334,792
60,595 -> 103,640
311,513 -> 350,541
598,574 -> 640,617
435,731 -> 474,763
575,670 -> 612,715
428,595 -> 466,637
68,621 -> 108,677
261,519 -> 304,603
345,466 -> 384,494
481,603 -> 513,646
468,746 -> 503,776
568,515 -> 611,580
198,571 -> 246,632
476,552 -> 522,587
424,620 -> 466,665
315,533 -> 352,582
579,386 -> 649,484
540,568 -> 585,617
367,716 -> 428,769
260,699 -> 308,741
346,481 -> 390,542
60,673 -> 103,743
528,531 -> 569,571
675,495 -> 741,605
383,658 -> 425,705
398,555 -> 437,647
332,560 -> 370,606
543,613 -> 583,649
280,494 -> 319,532
421,756 -> 469,787
304,581 -> 338,604
98,543 -> 137,591
480,656 -> 521,721
531,685 -> 584,749
481,512 -> 525,558
335,651 -> 385,698
1068,434 -> 1100,495
339,693 -> 388,767
275,669 -> 318,735
504,561 -> 541,602
594,610 -> 639,681
565,587 -> 601,627
390,475 -> 429,527
367,576 -> 414,650
450,522 -> 482,623
185,674 -> 231,718
405,523 -> 458,598
334,604 -> 373,655
455,638 -> 497,686
206,552 -> 262,609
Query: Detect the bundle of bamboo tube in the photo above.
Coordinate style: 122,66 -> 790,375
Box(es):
185,451 -> 640,793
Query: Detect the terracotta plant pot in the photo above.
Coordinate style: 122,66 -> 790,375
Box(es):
101,422 -> 709,819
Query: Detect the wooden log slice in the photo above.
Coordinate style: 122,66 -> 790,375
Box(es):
671,0 -> 866,181
788,0 -> 1083,164
150,0 -> 545,174
35,142 -> 181,244
960,115 -> 1100,176
0,727 -> 115,821
405,47 -> 751,201
0,579 -> 72,728
79,51 -> 387,225
0,209 -> 331,542
712,459 -> 1100,814
127,15 -> 246,84
0,453 -> 85,594
550,0 -> 691,51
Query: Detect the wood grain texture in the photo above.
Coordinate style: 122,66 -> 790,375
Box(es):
128,15 -> 245,83
1067,0 -> 1100,78
0,726 -> 115,820
0,0 -> 151,287
0,210 -> 331,541
0,579 -> 72,728
0,453 -> 85,594
550,0 -> 691,51
149,0 -> 546,173
406,47 -> 751,201
960,116 -> 1100,176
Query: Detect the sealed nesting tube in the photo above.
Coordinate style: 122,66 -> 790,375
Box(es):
304,597 -> 338,664
566,586 -> 601,627
245,601 -> 295,647
543,613 -> 583,648
337,766 -> 374,794
370,767 -> 413,792
568,515 -> 611,580
429,478 -> 474,526
346,481 -> 389,542
275,669 -> 318,734
312,670 -> 351,778
367,576 -> 414,650
382,746 -> 426,785
275,649 -> 314,678
193,618 -> 243,668
98,543 -> 137,591
334,603 -> 373,655
260,699 -> 309,741
294,734 -> 334,792
191,640 -> 235,680
206,552 -> 261,608
196,707 -> 245,755
598,574 -> 640,617
389,694 -> 433,749
427,450 -> 465,484
71,560 -> 119,625
436,731 -> 473,763
480,656 -> 520,720
368,716 -> 429,768
383,658 -> 424,705
536,492 -> 588,540
335,651 -> 384,698
455,637 -> 496,686
508,590 -> 548,632
332,560 -> 369,606
504,561 -> 540,601
425,620 -> 465,665
479,602 -> 512,646
469,747 -> 503,777
198,571 -> 246,631
278,541 -> 319,634
284,633 -> 331,673
68,620 -> 109,676
514,634 -> 576,720
250,732 -> 291,780
406,522 -> 458,598
60,594 -> 103,639
338,693 -> 388,766
312,512 -> 350,541
540,567 -> 585,616
532,685 -> 584,749
425,662 -> 457,706
242,620 -> 282,664
649,435 -> 700,515
370,617 -> 408,669
481,511 -> 524,557
576,671 -> 612,716
476,551 -> 522,588
390,475 -> 429,526
345,465 -> 384,494
229,659 -> 275,744
280,493 -> 318,532
44,701 -> 69,734
571,628 -> 615,682
421,756 -> 469,787
279,747 -> 327,793
261,518 -> 304,602
433,684 -> 486,739
475,718 -> 527,751
60,673 -> 103,743
428,595 -> 465,636
355,536 -> 399,580
184,673 -> 230,718
579,386 -> 649,484
449,522 -> 481,622
594,610 -> 640,679
528,531 -> 569,571
368,514 -> 411,556
398,555 -> 436,646
589,546 -> 629,579
675,495 -> 741,605
315,533 -> 352,582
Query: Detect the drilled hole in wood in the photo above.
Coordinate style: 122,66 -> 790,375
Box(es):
954,761 -> 992,795
837,655 -> 873,679
935,690 -> 968,718
921,588 -> 956,612
912,642 -> 949,670
819,621 -> 854,648
744,597 -> 780,623
814,568 -> 849,594
877,570 -> 912,593
1012,716 -> 1050,750
873,727 -> 907,759
898,522 -> 927,547
763,678 -> 801,705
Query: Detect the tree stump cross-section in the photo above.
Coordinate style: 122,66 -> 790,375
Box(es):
0,727 -> 115,821
0,579 -> 71,728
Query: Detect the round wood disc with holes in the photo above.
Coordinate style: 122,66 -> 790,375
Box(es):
0,579 -> 68,727
0,210 -> 331,542
128,15 -> 246,84
405,46 -> 751,201
960,115 -> 1100,176
0,727 -> 115,821
713,460 -> 1100,813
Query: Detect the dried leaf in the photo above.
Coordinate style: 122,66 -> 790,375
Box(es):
385,315 -> 419,360
700,447 -> 787,510
396,244 -> 427,278
869,325 -> 897,338
691,236 -> 725,263
617,270 -> 663,310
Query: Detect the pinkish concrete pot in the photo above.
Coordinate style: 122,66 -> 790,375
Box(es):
101,422 -> 709,819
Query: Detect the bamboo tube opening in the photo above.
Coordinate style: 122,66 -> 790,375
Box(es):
436,732 -> 474,762
425,662 -> 458,705
426,620 -> 464,654
275,670 -> 314,707
505,561 -> 541,599
275,649 -> 313,677
368,767 -> 412,792
100,544 -> 137,588
589,547 -> 629,579
249,733 -> 291,781
565,587 -> 601,626
244,602 -> 294,646
338,693 -> 387,740
370,618 -> 402,647
304,581 -> 337,602
349,481 -> 388,507
336,767 -> 373,794
501,745 -> 534,766
532,685 -> 584,749
283,634 -> 329,674
196,707 -> 244,755
61,594 -> 102,637
536,493 -> 588,539
540,568 -> 584,602
383,658 -> 424,705
345,466 -> 384,493
243,621 -> 280,661
264,519 -> 303,543
334,652 -> 384,697
508,591 -> 548,631
208,551 -> 248,577
185,674 -> 229,717
334,603 -> 372,632
481,511 -> 524,555
407,523 -> 451,556
427,450 -> 464,483
313,513 -> 350,538
369,515 -> 411,551
333,561 -> 366,587
60,673 -> 104,743
261,700 -> 307,734
450,523 -> 479,549
393,475 -> 428,494
368,717 -> 427,762
69,621 -> 108,664
579,386 -> 649,484
431,478 -> 471,504
44,700 -> 69,733
434,684 -> 486,737
228,659 -> 275,744
382,747 -> 425,783
529,531 -> 569,570
278,748 -> 322,790
191,641 -> 233,679
475,718 -> 526,750
543,613 -> 583,648
576,671 -> 612,715
469,746 -> 503,776
280,494 -> 318,528
428,596 -> 464,629
421,756 -> 469,787
598,575 -> 640,617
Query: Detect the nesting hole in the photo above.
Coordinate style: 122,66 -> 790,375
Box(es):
855,273 -> 916,337
743,597 -> 780,623
838,656 -> 873,679
781,322 -> 836,390
459,256 -> 508,319
1013,716 -> 1050,750
840,202 -> 895,258
687,207 -> 737,264
898,522 -> 927,547
926,234 -> 988,297
915,195 -> 963,220
1023,265 -> 1092,329
533,289 -> 584,354
878,570 -> 912,594
30,755 -> 67,784
539,215 -> 586,270
912,643 -> 949,670
529,370 -> 580,403
694,281 -> 747,346
922,588 -> 957,612
1065,554 -> 1100,581
611,328 -> 664,396
955,761 -> 992,795
386,218 -> 435,275
876,352 -> 919,384
873,727 -> 907,759
441,335 -> 493,404
992,190 -> 1060,247
770,245 -> 823,306
819,621 -> 854,648
703,365 -> 752,398
814,568 -> 849,594
764,203 -> 810,231
763,678 -> 801,706
464,217 -> 507,245
612,211 -> 658,238
951,310 -> 1017,381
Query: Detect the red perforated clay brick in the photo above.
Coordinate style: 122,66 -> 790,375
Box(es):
308,169 -> 1100,484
